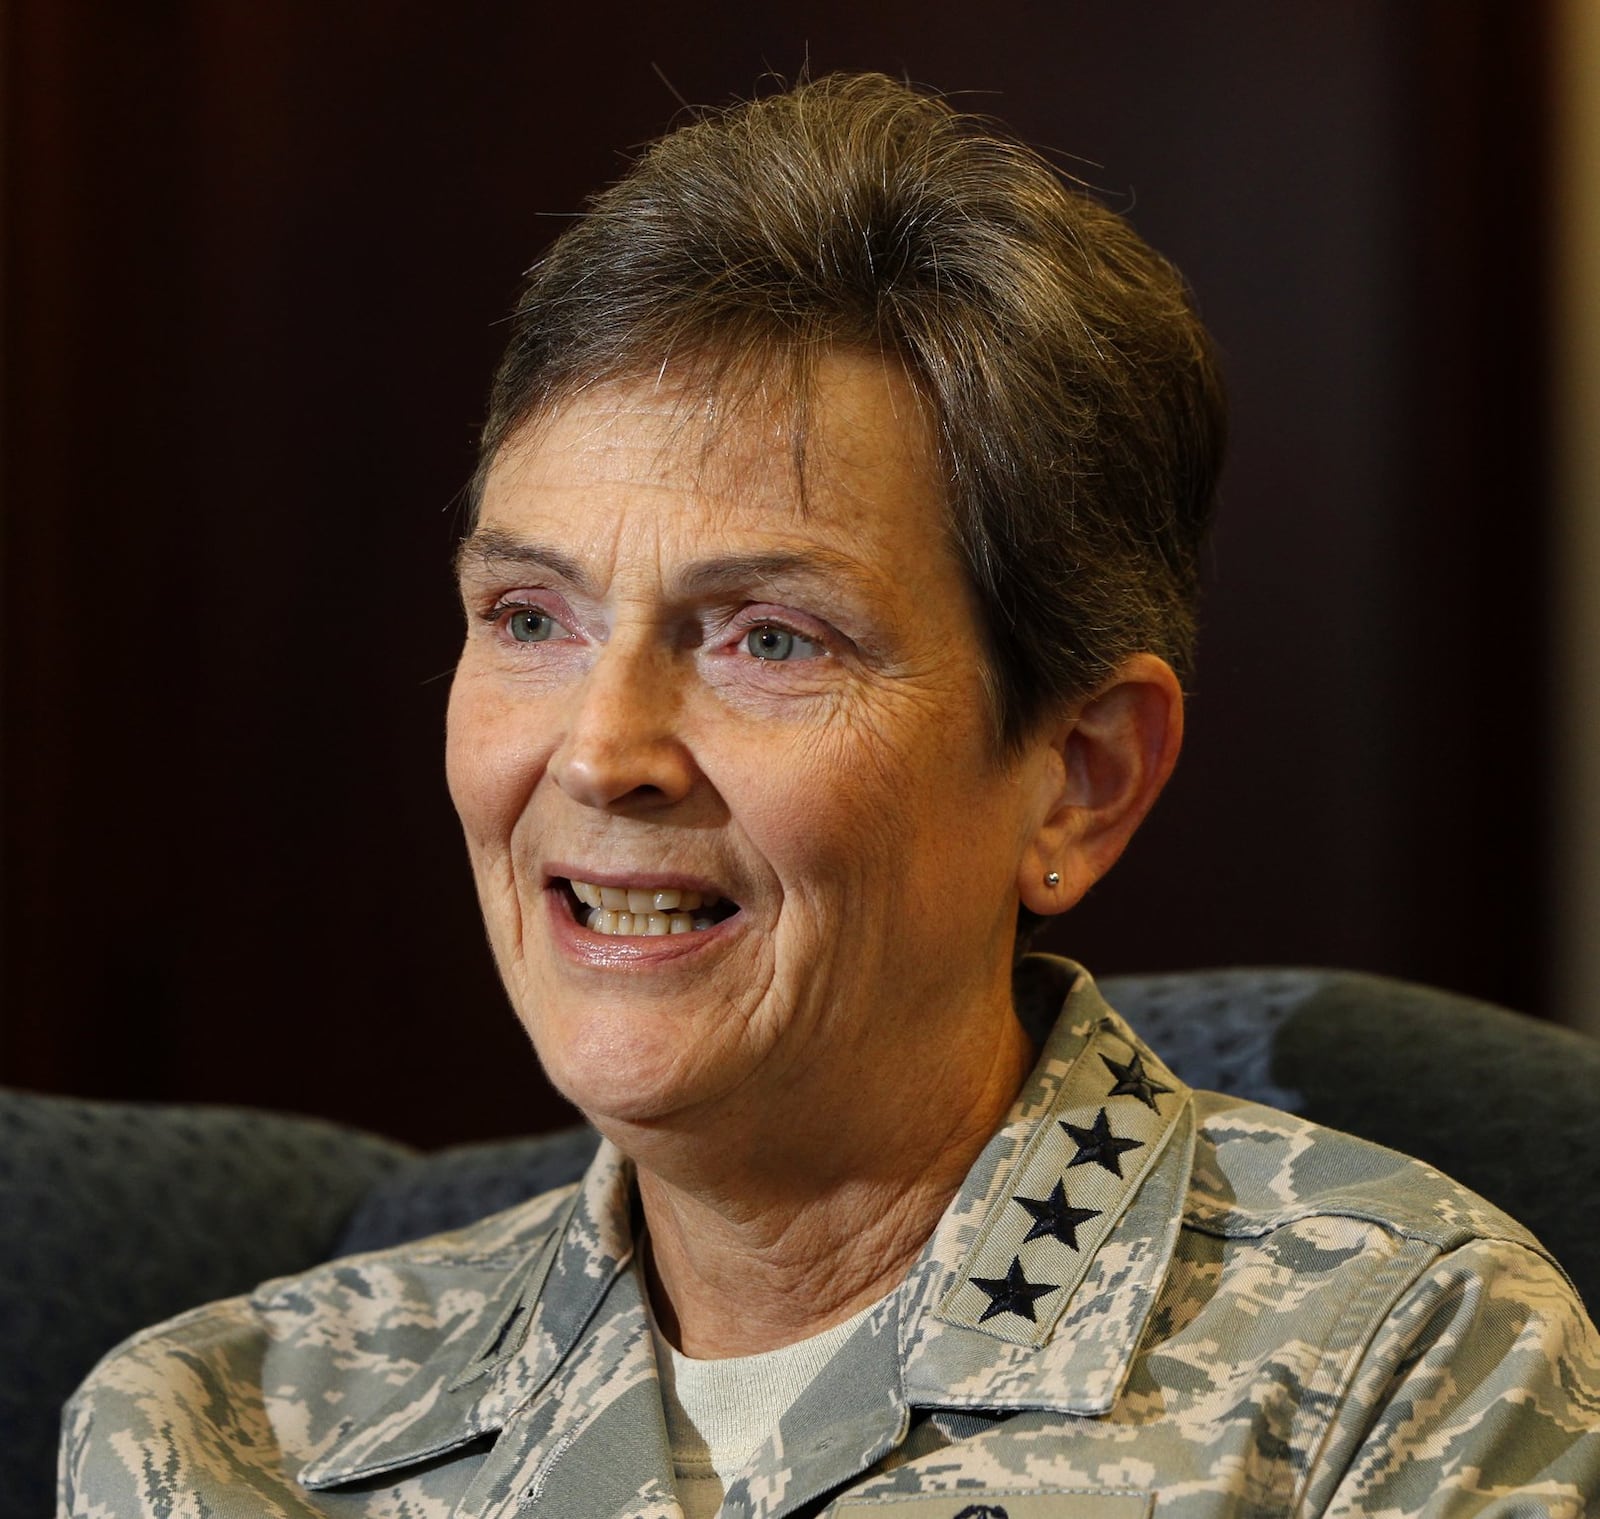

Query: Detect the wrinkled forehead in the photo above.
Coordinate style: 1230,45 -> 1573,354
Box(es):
474,345 -> 943,529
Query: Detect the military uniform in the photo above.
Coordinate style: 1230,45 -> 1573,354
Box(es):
59,961 -> 1600,1517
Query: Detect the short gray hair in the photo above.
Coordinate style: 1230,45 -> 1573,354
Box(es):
472,72 -> 1226,748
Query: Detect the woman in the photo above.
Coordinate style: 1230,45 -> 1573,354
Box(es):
61,74 -> 1598,1517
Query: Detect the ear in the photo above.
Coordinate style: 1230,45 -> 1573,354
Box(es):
1017,653 -> 1185,916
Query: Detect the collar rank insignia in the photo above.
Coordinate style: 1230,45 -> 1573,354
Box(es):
1014,1180 -> 1100,1249
1061,1107 -> 1144,1176
968,1256 -> 1060,1323
936,1018 -> 1186,1346
1100,1049 -> 1174,1112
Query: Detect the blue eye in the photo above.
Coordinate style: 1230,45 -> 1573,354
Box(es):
508,609 -> 559,643
744,626 -> 820,661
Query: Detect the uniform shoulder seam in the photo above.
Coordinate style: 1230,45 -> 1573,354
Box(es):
1185,1094 -> 1541,1254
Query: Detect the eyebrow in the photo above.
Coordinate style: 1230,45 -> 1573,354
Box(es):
454,529 -> 591,591
455,528 -> 881,604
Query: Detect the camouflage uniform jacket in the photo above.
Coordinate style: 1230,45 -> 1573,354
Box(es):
60,961 -> 1600,1518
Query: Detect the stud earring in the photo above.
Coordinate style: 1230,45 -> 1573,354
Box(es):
1045,871 -> 1061,887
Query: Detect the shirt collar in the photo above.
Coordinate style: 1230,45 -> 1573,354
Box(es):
900,956 -> 1195,1414
298,1141 -> 638,1489
301,957 -> 1194,1492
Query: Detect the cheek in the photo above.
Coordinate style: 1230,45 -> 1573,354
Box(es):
724,700 -> 963,905
445,672 -> 539,850
785,689 -> 1021,902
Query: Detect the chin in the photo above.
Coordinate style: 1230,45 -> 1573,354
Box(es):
522,1006 -> 729,1133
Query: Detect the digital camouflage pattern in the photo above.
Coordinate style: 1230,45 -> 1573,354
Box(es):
59,960 -> 1600,1517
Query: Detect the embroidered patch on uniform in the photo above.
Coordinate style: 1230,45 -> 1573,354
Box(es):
934,1022 -> 1185,1346
1014,1180 -> 1100,1248
1099,1051 -> 1173,1112
829,1488 -> 1153,1518
968,1256 -> 1060,1322
1061,1108 -> 1143,1176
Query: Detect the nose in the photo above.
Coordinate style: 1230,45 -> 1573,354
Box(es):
548,638 -> 698,811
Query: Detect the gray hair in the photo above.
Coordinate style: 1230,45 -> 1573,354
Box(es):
472,72 -> 1226,748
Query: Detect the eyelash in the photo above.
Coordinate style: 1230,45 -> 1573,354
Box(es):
729,609 -> 825,641
483,597 -> 566,627
479,598 -> 833,659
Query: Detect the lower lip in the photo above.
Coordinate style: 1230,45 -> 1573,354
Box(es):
545,886 -> 743,968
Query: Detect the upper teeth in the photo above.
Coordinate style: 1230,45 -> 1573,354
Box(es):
570,881 -> 713,913
568,879 -> 724,937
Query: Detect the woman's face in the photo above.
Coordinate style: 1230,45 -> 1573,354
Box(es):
447,353 -> 1058,1136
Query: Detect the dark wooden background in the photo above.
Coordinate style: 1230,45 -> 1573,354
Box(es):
0,2 -> 1556,1146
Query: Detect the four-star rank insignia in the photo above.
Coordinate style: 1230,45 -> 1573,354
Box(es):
1062,1106 -> 1145,1177
1014,1179 -> 1100,1250
1100,1049 -> 1174,1112
969,1255 -> 1061,1323
942,1024 -> 1184,1339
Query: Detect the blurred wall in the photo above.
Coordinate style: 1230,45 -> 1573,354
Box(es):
0,2 -> 1562,1145
1553,0 -> 1600,1037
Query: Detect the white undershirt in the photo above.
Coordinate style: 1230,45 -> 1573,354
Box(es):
646,1289 -> 881,1519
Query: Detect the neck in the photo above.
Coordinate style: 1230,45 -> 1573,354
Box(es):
623,999 -> 1037,1358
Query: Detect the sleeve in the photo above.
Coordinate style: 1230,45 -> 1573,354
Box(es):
1310,1238 -> 1600,1518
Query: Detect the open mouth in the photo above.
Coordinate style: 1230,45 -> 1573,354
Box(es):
558,878 -> 739,938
